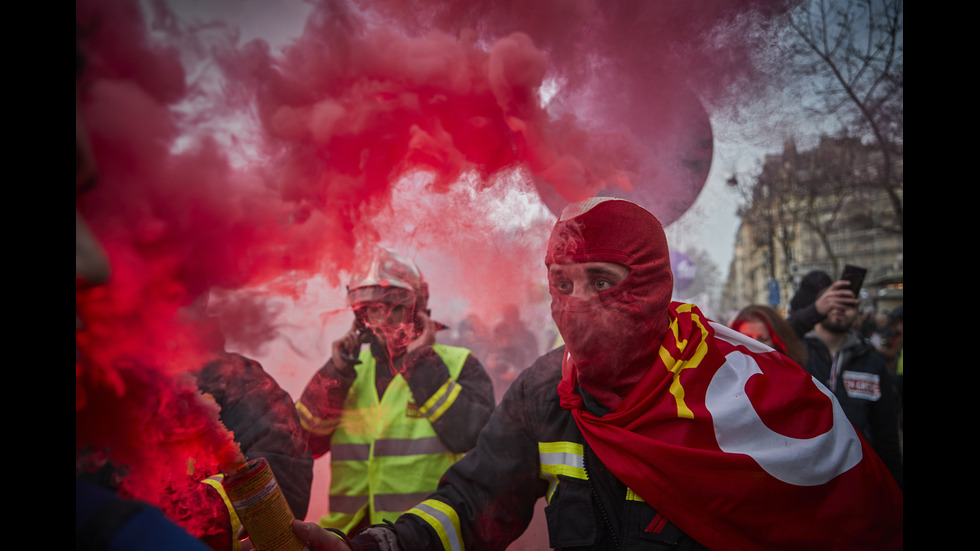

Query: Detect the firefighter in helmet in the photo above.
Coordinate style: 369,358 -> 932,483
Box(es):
296,247 -> 495,534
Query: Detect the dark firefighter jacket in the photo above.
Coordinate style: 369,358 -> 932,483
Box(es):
194,353 -> 314,527
351,346 -> 709,551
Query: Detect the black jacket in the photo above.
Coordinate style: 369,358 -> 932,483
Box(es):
802,332 -> 903,489
360,347 -> 707,551
195,353 -> 314,517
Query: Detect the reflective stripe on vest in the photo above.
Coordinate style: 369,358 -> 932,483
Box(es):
323,344 -> 470,533
420,379 -> 463,423
407,498 -> 465,551
332,436 -> 453,460
295,400 -> 341,436
538,441 -> 586,503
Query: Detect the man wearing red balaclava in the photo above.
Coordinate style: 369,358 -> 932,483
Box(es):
295,198 -> 903,551
545,197 -> 674,412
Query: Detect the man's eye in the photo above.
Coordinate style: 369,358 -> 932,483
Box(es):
594,279 -> 613,291
553,279 -> 572,294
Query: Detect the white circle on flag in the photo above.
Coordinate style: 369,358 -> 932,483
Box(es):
705,350 -> 863,486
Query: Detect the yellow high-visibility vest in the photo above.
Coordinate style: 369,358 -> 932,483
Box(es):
322,344 -> 470,533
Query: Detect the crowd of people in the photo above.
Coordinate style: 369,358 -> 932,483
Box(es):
288,198 -> 903,551
79,138 -> 904,550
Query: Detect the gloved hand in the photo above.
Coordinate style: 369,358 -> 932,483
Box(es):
332,320 -> 368,373
293,520 -> 354,551
406,310 -> 436,356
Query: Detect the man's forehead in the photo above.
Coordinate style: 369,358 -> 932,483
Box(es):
548,261 -> 630,275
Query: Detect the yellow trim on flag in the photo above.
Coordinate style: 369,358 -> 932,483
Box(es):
659,303 -> 711,419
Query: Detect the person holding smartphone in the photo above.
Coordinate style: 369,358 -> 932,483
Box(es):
787,270 -> 861,338
796,269 -> 903,490
296,247 -> 494,535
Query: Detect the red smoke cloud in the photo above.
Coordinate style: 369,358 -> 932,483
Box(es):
76,0 -> 791,535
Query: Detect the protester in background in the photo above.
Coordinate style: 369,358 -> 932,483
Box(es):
295,248 -> 494,535
879,305 -> 903,436
800,294 -> 904,489
493,304 -> 540,371
788,272 -> 903,487
292,198 -> 902,551
891,305 -> 903,377
729,304 -> 807,366
855,306 -> 878,339
870,311 -> 896,349
487,304 -> 539,401
874,305 -> 904,376
447,313 -> 492,367
787,270 -> 858,338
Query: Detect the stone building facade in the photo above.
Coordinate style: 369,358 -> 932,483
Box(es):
721,137 -> 903,320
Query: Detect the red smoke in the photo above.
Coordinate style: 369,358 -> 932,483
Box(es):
76,0 -> 791,536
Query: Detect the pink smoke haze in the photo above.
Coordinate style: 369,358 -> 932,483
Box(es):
76,0 -> 792,532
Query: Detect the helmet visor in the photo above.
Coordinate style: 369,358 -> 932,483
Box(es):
348,286 -> 414,308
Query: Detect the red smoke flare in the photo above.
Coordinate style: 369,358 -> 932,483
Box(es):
76,0 -> 793,536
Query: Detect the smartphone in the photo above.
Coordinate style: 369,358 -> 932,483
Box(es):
840,264 -> 867,297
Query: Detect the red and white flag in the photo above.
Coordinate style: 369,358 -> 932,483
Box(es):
558,302 -> 903,550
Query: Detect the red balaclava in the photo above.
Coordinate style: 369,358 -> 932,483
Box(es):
545,198 -> 673,410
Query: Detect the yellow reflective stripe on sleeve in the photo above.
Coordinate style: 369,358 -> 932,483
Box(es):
538,441 -> 586,478
538,442 -> 587,503
407,499 -> 464,551
202,475 -> 242,551
296,401 -> 341,435
626,487 -> 645,502
419,379 -> 462,423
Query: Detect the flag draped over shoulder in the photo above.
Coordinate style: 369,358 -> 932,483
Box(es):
557,302 -> 903,550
